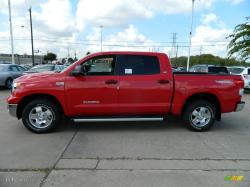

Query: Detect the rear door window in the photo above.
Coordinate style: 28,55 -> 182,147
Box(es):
120,55 -> 160,75
208,67 -> 228,74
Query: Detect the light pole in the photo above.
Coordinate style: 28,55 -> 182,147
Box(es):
29,7 -> 35,66
187,0 -> 195,71
8,0 -> 15,64
100,25 -> 103,52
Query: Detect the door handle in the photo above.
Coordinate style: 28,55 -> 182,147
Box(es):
158,80 -> 170,84
105,80 -> 118,84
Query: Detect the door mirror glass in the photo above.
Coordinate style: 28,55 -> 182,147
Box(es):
70,65 -> 86,76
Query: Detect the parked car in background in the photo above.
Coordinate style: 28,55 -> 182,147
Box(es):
0,64 -> 26,89
23,64 -> 66,75
189,65 -> 229,74
0,61 -> 11,64
20,64 -> 33,70
227,66 -> 250,89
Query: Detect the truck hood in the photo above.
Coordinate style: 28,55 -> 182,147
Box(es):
15,72 -> 60,83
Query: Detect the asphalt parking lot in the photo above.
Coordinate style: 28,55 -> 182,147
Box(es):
0,89 -> 250,187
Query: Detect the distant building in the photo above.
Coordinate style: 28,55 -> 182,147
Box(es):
0,54 -> 44,65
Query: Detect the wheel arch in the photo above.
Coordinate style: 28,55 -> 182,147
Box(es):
181,92 -> 221,121
17,94 -> 64,119
5,77 -> 13,84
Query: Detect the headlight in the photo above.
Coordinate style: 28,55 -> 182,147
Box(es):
12,82 -> 22,92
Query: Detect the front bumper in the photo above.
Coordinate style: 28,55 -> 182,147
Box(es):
235,101 -> 245,112
7,104 -> 18,118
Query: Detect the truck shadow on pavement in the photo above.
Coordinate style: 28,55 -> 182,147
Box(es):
65,116 -> 235,133
0,86 -> 9,91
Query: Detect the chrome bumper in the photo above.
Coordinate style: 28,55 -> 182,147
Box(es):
7,104 -> 18,118
235,101 -> 245,112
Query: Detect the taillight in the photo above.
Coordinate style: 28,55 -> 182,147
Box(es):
234,78 -> 244,88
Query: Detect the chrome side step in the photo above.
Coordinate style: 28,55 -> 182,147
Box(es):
73,117 -> 163,123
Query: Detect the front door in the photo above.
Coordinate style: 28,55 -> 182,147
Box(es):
65,55 -> 119,116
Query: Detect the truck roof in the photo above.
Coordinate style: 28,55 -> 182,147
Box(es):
87,51 -> 167,57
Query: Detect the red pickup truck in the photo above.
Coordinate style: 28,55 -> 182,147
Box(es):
7,52 -> 245,133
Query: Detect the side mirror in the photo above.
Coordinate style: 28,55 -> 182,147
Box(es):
70,65 -> 86,76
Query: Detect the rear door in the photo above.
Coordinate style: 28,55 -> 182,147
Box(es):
117,54 -> 172,115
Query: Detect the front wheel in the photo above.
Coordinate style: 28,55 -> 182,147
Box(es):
183,100 -> 216,131
22,99 -> 61,133
5,78 -> 13,89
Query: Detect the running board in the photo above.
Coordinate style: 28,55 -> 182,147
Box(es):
73,117 -> 163,123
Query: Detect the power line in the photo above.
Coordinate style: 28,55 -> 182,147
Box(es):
0,36 -> 230,44
0,41 -> 229,48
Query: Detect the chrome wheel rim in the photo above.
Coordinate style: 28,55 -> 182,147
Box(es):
190,107 -> 211,127
29,106 -> 54,129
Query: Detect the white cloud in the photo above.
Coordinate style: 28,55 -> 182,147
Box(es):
202,13 -> 218,25
76,0 -> 214,31
229,0 -> 245,5
191,13 -> 231,57
33,0 -> 75,33
76,0 -> 153,31
84,24 -> 167,53
0,0 -> 236,59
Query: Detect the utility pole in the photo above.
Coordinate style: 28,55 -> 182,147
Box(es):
171,33 -> 177,59
74,50 -> 77,61
187,0 -> 195,71
29,7 -> 35,66
8,0 -> 15,64
199,45 -> 203,56
100,25 -> 103,52
199,45 -> 203,63
67,44 -> 70,58
175,45 -> 179,64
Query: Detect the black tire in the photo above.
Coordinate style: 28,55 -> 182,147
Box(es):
183,100 -> 216,131
22,99 -> 61,133
5,78 -> 13,89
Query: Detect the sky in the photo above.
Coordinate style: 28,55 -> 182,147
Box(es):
0,0 -> 249,59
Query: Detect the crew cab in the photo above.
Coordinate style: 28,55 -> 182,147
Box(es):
7,52 -> 245,133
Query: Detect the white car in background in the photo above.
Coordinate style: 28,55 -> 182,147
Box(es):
227,66 -> 250,89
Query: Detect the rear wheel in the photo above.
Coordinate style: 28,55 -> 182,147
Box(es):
22,99 -> 61,133
183,100 -> 216,131
5,78 -> 13,89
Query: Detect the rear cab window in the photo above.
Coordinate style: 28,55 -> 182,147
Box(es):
208,67 -> 229,74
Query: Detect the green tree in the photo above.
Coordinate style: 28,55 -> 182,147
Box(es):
171,54 -> 246,67
227,20 -> 250,61
68,57 -> 74,64
44,52 -> 57,62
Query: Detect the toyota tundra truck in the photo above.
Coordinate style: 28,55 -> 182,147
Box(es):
7,51 -> 245,133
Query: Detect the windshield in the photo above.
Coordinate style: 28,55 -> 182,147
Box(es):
28,65 -> 54,72
0,65 -> 8,72
54,65 -> 66,72
227,67 -> 244,74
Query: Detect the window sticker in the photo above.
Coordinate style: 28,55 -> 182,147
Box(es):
125,69 -> 132,74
